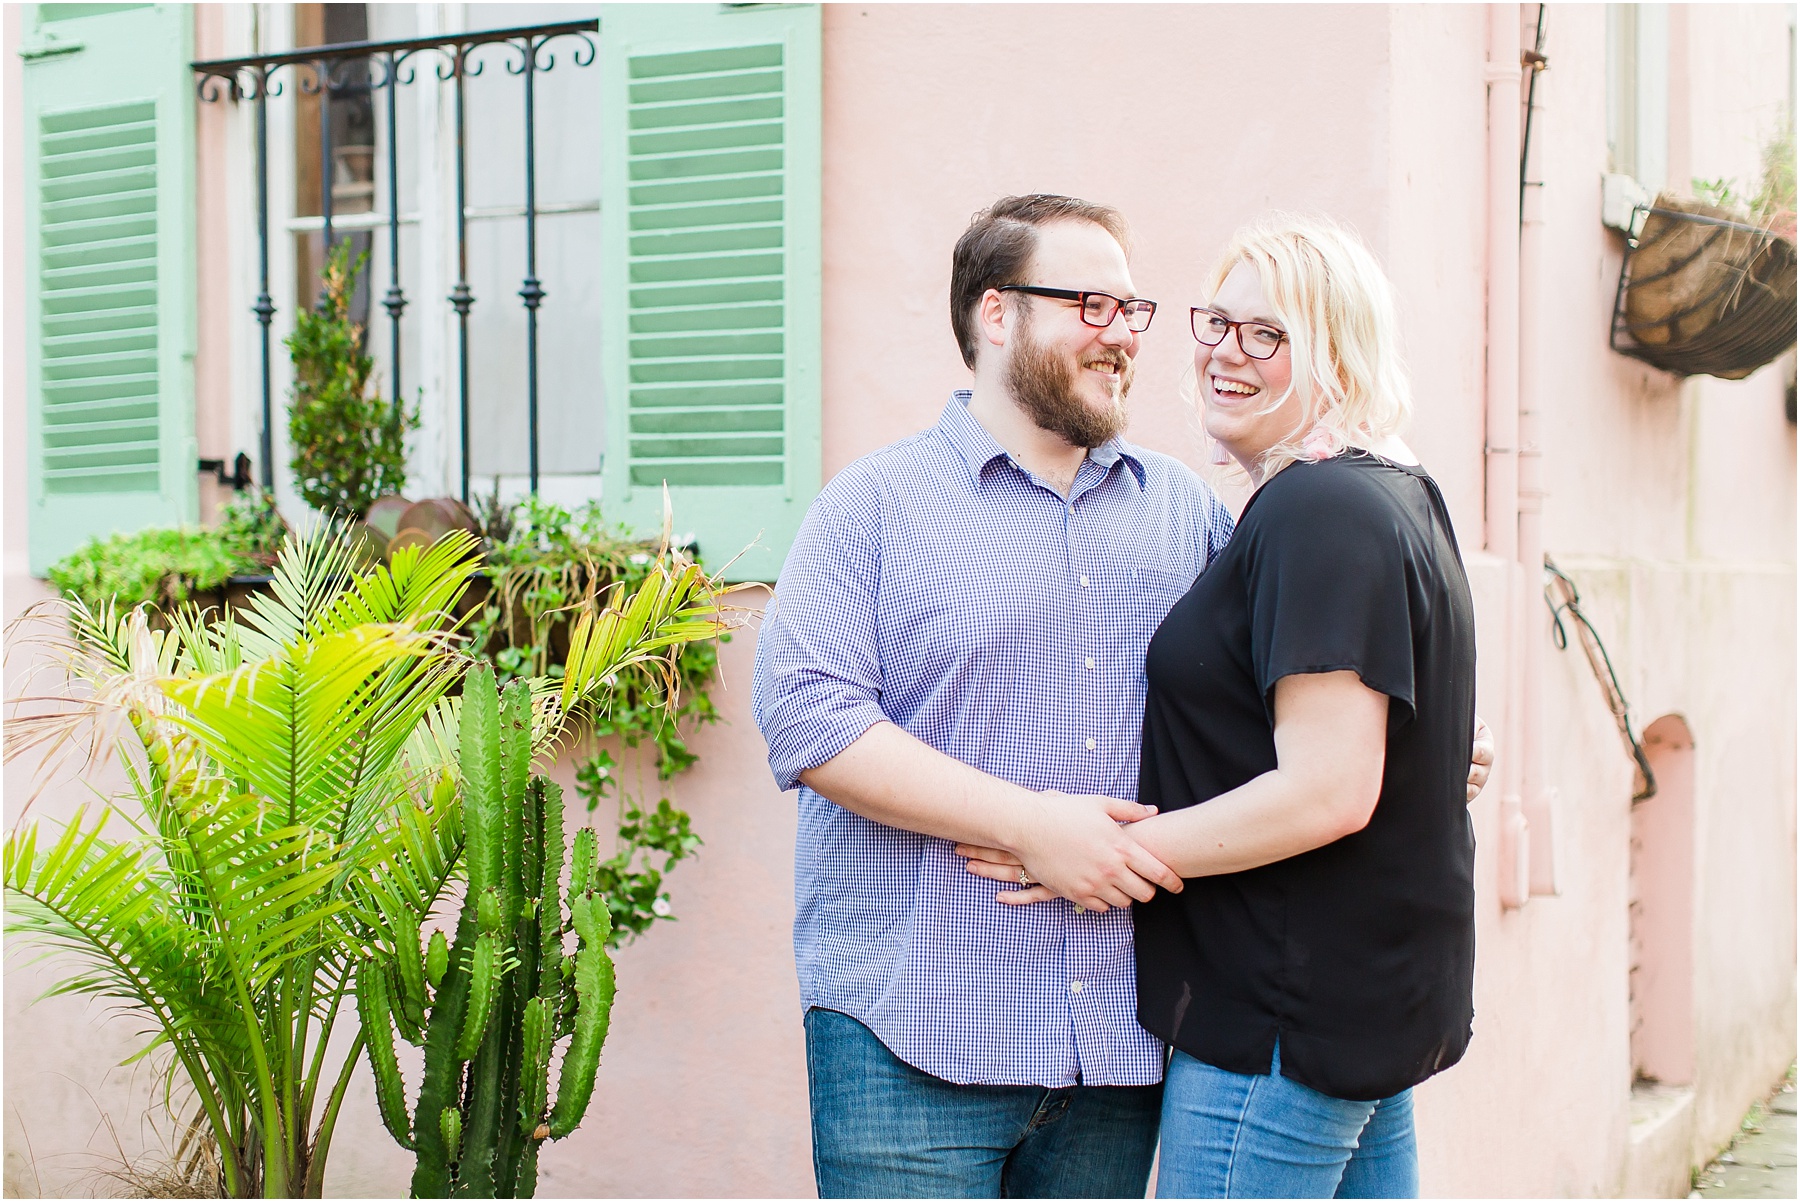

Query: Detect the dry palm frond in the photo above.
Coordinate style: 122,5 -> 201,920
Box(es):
3,599 -> 194,820
78,1098 -> 224,1199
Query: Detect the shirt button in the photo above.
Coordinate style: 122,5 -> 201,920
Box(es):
1079,574 -> 1090,587
1085,738 -> 1097,751
1085,656 -> 1095,671
1069,980 -> 1084,994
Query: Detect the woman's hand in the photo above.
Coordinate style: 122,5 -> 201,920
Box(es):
954,844 -> 1058,906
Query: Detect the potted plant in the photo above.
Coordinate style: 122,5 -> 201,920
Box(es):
44,486 -> 287,621
287,241 -> 416,519
359,488 -> 724,941
360,666 -> 615,1197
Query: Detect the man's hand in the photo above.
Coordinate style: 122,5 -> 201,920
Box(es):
799,723 -> 1179,912
954,791 -> 1182,913
1467,715 -> 1495,803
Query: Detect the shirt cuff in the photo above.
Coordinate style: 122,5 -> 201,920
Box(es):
761,688 -> 890,792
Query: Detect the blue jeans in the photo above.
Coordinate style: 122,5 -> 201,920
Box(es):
804,1007 -> 1162,1198
1155,1045 -> 1418,1199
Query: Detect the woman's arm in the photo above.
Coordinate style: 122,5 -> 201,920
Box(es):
960,670 -> 1388,902
1125,670 -> 1387,878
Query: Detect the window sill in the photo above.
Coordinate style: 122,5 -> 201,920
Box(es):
1601,172 -> 1653,234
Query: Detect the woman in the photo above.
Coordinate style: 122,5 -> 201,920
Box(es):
966,215 -> 1477,1197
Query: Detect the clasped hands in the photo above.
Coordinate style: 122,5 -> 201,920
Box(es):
955,718 -> 1496,912
953,790 -> 1178,914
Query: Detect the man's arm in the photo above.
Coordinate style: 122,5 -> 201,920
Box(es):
757,471 -> 1181,912
800,721 -> 1182,913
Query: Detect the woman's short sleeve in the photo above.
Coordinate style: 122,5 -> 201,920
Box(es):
1243,465 -> 1418,722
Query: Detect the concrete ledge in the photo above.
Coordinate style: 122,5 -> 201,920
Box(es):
1625,1082 -> 1697,1198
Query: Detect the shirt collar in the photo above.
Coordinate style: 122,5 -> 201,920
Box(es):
937,390 -> 1147,491
1086,437 -> 1148,490
938,391 -> 1009,484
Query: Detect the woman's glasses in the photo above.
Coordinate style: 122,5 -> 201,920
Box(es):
1190,308 -> 1288,360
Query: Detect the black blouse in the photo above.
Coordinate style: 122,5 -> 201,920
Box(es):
1133,452 -> 1477,1103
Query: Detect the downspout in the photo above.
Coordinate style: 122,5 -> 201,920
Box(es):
1484,3 -> 1529,910
1518,6 -> 1558,896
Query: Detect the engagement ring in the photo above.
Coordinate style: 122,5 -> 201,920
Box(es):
1018,868 -> 1034,887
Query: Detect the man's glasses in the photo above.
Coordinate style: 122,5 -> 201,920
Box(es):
1190,307 -> 1288,360
998,286 -> 1158,333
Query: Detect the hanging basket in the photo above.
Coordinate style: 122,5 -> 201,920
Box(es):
1610,194 -> 1797,380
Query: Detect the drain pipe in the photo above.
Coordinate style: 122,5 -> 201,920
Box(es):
1518,6 -> 1558,897
1484,2 -> 1529,910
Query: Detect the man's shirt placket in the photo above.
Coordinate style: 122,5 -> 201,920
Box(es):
1065,455 -> 1124,1084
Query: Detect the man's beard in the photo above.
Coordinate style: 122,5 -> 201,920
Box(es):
1004,318 -> 1133,449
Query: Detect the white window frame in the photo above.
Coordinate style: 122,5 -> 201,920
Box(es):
1606,3 -> 1669,195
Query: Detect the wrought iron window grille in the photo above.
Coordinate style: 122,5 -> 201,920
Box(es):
192,19 -> 600,501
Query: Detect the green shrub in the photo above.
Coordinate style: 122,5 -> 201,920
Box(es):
47,527 -> 244,612
287,242 -> 416,518
8,524 -> 722,1197
45,490 -> 286,613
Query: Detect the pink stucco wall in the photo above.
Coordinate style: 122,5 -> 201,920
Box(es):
193,4 -> 235,525
5,4 -> 1793,1198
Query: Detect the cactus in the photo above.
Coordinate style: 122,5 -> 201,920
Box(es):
426,930 -> 450,989
359,665 -> 617,1197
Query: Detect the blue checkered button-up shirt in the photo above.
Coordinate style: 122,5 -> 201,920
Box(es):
754,392 -> 1236,1087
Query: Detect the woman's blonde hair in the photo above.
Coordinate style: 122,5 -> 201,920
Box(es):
1198,214 -> 1412,477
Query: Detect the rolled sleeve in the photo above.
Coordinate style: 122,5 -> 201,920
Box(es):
753,479 -> 890,791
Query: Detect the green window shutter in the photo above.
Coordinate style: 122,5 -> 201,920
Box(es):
600,3 -> 821,583
22,3 -> 197,576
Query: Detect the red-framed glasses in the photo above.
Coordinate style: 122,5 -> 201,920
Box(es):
998,286 -> 1158,333
1190,307 -> 1288,359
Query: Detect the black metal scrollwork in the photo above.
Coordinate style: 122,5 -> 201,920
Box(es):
191,19 -> 600,499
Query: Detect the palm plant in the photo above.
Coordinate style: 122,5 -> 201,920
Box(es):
4,522 -> 723,1197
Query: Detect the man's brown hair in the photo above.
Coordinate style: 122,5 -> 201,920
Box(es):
949,194 -> 1132,370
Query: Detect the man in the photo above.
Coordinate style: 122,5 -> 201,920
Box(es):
753,195 -> 1230,1197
